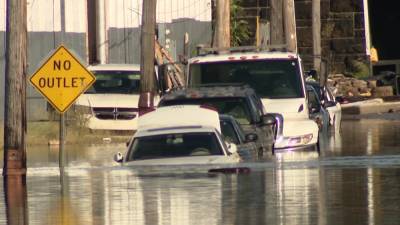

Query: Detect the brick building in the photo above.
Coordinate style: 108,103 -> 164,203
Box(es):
295,0 -> 369,73
235,0 -> 370,74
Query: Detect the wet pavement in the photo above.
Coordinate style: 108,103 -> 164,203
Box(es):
1,118 -> 400,224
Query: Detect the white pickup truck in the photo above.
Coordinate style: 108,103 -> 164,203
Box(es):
186,49 -> 319,151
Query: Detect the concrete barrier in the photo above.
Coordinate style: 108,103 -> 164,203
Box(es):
341,99 -> 400,115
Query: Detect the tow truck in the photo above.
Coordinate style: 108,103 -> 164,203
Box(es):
186,46 -> 320,151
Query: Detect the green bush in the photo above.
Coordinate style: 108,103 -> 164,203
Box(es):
230,0 -> 251,46
349,60 -> 370,79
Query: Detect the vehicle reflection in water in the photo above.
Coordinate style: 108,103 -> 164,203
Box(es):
2,165 -> 399,224
274,149 -> 320,163
0,119 -> 400,224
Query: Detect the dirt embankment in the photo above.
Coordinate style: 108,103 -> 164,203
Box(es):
328,74 -> 397,98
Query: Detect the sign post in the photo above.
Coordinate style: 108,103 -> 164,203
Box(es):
29,45 -> 96,170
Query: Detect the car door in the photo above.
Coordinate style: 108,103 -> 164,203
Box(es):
230,118 -> 259,160
220,117 -> 257,161
324,87 -> 341,132
307,86 -> 329,134
246,96 -> 274,155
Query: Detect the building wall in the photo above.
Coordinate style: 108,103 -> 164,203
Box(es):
106,0 -> 212,64
0,0 -> 212,121
295,0 -> 368,73
25,0 -> 87,120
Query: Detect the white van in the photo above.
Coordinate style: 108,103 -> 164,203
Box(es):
74,64 -> 141,131
187,49 -> 319,150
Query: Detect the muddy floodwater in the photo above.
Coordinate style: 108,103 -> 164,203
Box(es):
1,118 -> 400,224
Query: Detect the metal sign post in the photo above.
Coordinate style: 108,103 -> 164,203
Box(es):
29,45 -> 96,174
59,114 -> 65,171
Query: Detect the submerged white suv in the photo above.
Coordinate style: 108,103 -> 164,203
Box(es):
114,105 -> 240,166
187,49 -> 319,150
74,64 -> 141,131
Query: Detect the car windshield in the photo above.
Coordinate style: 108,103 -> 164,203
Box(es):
220,120 -> 240,144
85,70 -> 140,94
159,97 -> 253,125
189,59 -> 303,99
126,132 -> 223,161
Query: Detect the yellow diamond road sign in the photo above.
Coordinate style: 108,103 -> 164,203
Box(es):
30,45 -> 96,113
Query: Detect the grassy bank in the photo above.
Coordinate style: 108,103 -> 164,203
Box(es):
0,121 -> 132,147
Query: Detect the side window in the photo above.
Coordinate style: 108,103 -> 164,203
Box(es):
250,94 -> 265,116
247,97 -> 261,122
220,121 -> 240,144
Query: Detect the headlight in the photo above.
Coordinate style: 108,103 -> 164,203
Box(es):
287,133 -> 313,146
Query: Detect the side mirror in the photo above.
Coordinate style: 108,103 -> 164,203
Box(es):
113,152 -> 124,163
261,114 -> 276,126
245,133 -> 258,142
227,143 -> 238,154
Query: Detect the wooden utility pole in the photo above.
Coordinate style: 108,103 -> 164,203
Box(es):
313,0 -> 322,77
283,0 -> 297,53
213,0 -> 230,48
270,0 -> 284,45
4,0 -> 27,176
139,0 -> 157,115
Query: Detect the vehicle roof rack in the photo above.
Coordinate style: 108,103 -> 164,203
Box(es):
189,83 -> 250,88
196,44 -> 289,56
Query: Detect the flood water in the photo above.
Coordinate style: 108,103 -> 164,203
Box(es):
1,118 -> 400,224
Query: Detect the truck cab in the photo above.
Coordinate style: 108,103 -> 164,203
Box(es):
186,49 -> 319,150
